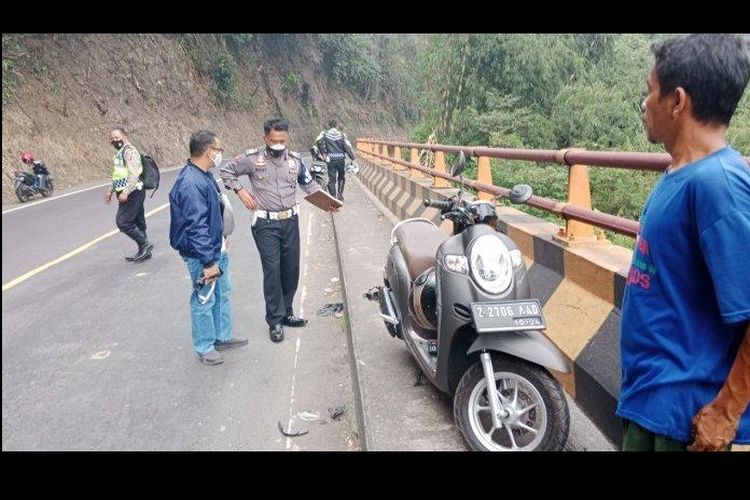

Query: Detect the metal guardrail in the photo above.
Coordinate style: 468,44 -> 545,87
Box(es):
357,139 -> 749,241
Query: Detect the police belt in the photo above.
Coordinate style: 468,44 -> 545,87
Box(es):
256,204 -> 300,220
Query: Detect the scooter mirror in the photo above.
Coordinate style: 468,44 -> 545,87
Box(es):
509,184 -> 533,204
450,151 -> 466,177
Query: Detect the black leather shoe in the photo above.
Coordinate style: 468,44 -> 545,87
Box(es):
269,324 -> 284,343
282,315 -> 308,327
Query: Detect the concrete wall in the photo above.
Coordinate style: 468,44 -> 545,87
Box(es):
357,159 -> 634,445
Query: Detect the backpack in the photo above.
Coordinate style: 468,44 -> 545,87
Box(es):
120,145 -> 160,198
139,155 -> 160,197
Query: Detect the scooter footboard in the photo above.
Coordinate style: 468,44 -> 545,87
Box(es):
467,330 -> 570,373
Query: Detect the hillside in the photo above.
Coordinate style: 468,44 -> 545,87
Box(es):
2,34 -> 415,203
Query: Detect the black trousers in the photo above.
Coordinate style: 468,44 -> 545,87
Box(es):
251,215 -> 300,327
115,188 -> 147,242
327,160 -> 346,197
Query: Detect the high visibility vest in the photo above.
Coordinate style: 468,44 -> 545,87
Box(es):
112,145 -> 142,191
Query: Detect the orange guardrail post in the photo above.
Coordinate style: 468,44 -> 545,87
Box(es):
476,156 -> 494,201
410,147 -> 423,178
381,144 -> 391,167
433,151 -> 451,188
393,146 -> 405,171
552,149 -> 609,247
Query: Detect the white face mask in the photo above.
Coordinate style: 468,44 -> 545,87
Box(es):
268,143 -> 286,157
210,152 -> 222,167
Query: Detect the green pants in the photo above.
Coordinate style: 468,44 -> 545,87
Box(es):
622,420 -> 687,451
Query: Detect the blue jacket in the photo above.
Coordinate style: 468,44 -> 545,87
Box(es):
169,162 -> 223,266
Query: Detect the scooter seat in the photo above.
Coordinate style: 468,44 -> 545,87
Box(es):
394,220 -> 448,280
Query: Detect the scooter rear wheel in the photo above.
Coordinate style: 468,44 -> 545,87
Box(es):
41,177 -> 54,197
454,353 -> 569,451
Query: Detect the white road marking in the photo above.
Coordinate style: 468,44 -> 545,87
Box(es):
2,166 -> 181,214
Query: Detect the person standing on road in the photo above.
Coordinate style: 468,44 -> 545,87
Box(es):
314,118 -> 356,201
105,126 -> 153,263
169,129 -> 248,365
221,117 -> 339,343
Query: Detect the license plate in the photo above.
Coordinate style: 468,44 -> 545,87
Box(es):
471,299 -> 545,333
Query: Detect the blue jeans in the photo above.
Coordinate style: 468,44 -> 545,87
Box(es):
183,250 -> 232,354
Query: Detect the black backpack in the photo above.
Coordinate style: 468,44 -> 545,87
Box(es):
120,145 -> 160,197
139,154 -> 160,197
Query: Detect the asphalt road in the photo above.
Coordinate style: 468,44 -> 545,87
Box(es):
2,161 -> 357,450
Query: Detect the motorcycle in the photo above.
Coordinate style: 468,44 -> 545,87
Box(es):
366,152 -> 570,451
14,168 -> 54,203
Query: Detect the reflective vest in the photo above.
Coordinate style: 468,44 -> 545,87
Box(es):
112,145 -> 142,192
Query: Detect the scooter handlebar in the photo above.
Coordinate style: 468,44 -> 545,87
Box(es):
424,198 -> 453,211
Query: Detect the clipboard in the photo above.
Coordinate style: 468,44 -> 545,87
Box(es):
304,189 -> 343,212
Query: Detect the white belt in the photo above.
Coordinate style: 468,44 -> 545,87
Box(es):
256,204 -> 299,220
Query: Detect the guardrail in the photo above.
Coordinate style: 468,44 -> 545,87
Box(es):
356,139 -> 750,243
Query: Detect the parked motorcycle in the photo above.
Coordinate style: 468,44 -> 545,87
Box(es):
366,152 -> 570,451
14,168 -> 54,203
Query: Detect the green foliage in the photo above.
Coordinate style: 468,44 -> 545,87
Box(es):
281,72 -> 300,94
213,52 -> 237,103
411,34 -> 750,247
320,34 -> 379,99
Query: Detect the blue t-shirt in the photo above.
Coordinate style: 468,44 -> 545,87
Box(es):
617,146 -> 750,444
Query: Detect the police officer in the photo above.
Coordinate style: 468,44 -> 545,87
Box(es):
221,117 -> 336,343
314,118 -> 356,200
105,126 -> 153,262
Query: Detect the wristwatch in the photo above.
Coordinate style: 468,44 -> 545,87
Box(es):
233,185 -> 244,194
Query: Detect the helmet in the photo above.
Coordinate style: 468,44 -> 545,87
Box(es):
409,267 -> 438,330
346,162 -> 360,174
21,152 -> 34,163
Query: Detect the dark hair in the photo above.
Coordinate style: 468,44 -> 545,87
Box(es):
327,118 -> 337,129
263,117 -> 289,135
189,129 -> 217,156
652,34 -> 750,126
112,126 -> 128,136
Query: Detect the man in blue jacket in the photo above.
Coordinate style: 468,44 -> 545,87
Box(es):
170,129 -> 248,365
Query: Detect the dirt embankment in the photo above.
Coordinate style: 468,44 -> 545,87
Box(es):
2,34 -> 406,203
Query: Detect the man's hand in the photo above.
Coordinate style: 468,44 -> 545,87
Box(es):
104,191 -> 113,204
118,191 -> 128,203
203,264 -> 221,284
225,238 -> 232,252
329,204 -> 342,213
237,189 -> 258,210
687,401 -> 739,451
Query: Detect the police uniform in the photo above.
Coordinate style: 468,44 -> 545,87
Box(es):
112,143 -> 152,261
220,146 -> 320,334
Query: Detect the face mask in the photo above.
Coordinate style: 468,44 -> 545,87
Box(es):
268,143 -> 286,157
111,140 -> 124,150
210,152 -> 223,167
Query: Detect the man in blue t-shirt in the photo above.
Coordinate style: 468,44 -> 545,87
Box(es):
618,34 -> 750,451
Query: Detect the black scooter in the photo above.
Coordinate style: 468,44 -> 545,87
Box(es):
14,168 -> 54,203
366,152 -> 570,451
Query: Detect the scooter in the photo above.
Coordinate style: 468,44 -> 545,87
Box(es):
13,169 -> 54,203
366,152 -> 570,451
309,147 -> 328,188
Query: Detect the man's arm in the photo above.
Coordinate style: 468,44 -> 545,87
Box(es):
122,146 -> 142,195
220,152 -> 258,210
343,134 -> 356,161
688,323 -> 750,451
298,160 -> 321,195
179,183 -> 216,268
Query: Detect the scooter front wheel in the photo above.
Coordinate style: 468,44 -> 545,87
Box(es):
454,353 -> 569,451
16,184 -> 33,203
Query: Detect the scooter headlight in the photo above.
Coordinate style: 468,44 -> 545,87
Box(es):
469,234 -> 513,295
